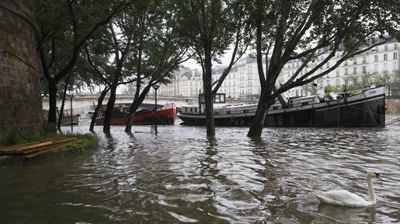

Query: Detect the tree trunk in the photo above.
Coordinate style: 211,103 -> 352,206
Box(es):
57,76 -> 72,131
247,90 -> 274,138
89,87 -> 109,132
125,85 -> 151,133
103,84 -> 117,134
203,47 -> 215,137
47,79 -> 58,133
57,86 -> 67,132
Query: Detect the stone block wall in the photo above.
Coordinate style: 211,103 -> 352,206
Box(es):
0,1 -> 43,141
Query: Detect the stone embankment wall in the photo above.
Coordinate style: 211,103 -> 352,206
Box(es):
0,1 -> 43,140
386,99 -> 400,114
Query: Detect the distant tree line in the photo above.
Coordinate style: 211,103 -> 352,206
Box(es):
0,0 -> 399,139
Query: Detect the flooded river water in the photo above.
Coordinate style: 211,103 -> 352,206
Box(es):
1,123 -> 400,223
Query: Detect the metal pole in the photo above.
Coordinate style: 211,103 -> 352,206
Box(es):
70,94 -> 73,133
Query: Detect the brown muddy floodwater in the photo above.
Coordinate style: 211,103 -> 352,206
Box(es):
1,123 -> 400,224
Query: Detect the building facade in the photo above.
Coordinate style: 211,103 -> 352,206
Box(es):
159,40 -> 400,100
280,40 -> 400,97
158,67 -> 203,98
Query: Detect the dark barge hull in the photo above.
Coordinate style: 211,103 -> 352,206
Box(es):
178,93 -> 385,127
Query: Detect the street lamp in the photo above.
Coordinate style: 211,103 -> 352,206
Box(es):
153,84 -> 160,111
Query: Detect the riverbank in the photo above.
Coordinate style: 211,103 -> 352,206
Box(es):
0,134 -> 97,159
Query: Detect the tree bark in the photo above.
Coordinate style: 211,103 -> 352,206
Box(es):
203,47 -> 215,137
247,90 -> 274,138
57,84 -> 67,132
47,78 -> 58,133
103,84 -> 117,134
125,85 -> 151,133
57,75 -> 73,131
89,86 -> 109,132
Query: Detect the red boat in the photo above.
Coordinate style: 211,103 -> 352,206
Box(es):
96,103 -> 176,125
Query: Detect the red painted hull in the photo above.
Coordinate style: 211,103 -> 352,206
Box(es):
96,104 -> 176,125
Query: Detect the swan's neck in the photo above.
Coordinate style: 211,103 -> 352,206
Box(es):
367,177 -> 376,203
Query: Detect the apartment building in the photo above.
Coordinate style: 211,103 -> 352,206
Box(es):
159,40 -> 399,99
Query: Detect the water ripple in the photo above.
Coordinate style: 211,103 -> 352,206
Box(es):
0,124 -> 399,223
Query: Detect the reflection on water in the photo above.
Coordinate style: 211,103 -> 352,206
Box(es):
1,124 -> 400,224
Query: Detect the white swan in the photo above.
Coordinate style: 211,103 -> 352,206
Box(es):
315,172 -> 380,207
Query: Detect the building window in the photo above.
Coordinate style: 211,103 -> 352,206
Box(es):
394,52 -> 398,60
362,56 -> 367,64
384,54 -> 388,61
374,55 -> 378,62
362,66 -> 366,74
345,68 -> 348,75
385,45 -> 388,51
395,44 -> 398,50
353,67 -> 357,74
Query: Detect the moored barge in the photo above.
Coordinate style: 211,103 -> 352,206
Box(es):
178,86 -> 385,127
96,103 -> 176,125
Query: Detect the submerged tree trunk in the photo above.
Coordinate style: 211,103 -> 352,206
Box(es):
47,79 -> 58,133
103,84 -> 117,134
89,87 -> 110,132
125,85 -> 152,133
203,47 -> 215,137
247,90 -> 274,138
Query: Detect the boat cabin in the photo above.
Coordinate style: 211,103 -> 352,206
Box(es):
288,96 -> 320,107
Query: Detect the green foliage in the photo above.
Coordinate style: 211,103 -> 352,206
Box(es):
63,134 -> 98,152
176,0 -> 250,64
324,85 -> 337,95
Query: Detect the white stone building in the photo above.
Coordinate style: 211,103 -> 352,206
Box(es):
158,67 -> 202,98
212,57 -> 261,101
159,40 -> 400,100
280,40 -> 400,97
